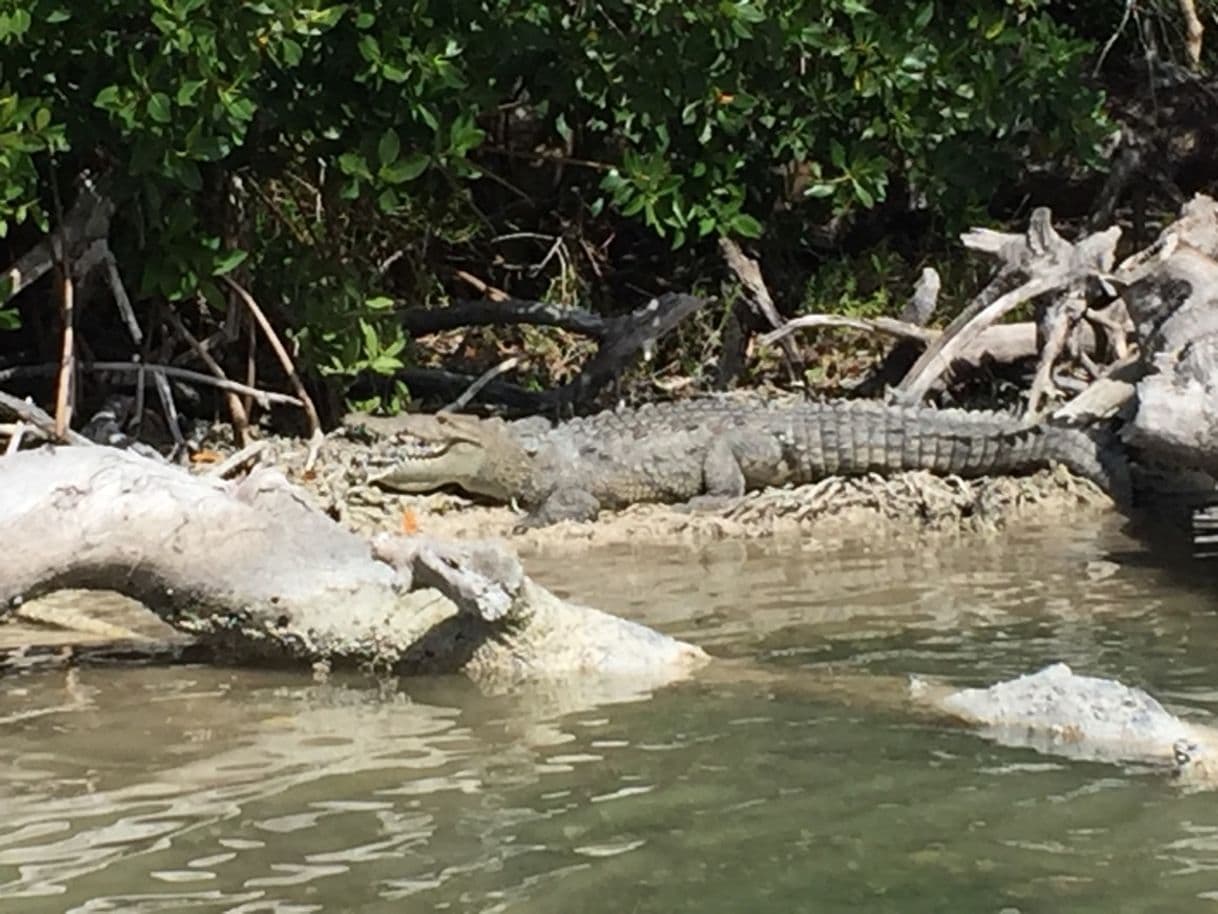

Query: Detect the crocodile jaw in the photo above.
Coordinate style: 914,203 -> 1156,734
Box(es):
367,413 -> 528,502
369,437 -> 498,495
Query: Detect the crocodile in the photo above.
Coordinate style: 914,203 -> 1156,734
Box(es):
910,663 -> 1217,784
365,397 -> 1129,525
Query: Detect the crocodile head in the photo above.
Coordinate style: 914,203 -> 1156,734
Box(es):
367,412 -> 534,503
1171,738 -> 1218,788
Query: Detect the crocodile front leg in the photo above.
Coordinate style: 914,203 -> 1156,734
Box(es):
518,485 -> 603,528
684,434 -> 786,511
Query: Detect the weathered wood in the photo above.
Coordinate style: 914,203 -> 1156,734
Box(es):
894,209 -> 1121,406
1115,195 -> 1218,475
0,446 -> 708,683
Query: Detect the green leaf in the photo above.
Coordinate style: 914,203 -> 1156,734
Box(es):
379,151 -> 428,184
176,79 -> 206,107
0,307 -> 21,331
359,319 -> 378,355
280,38 -> 302,67
94,85 -> 121,109
377,128 -> 400,166
376,187 -> 398,212
147,92 -> 172,124
731,213 -> 763,238
829,140 -> 847,169
212,249 -> 248,276
365,295 -> 395,310
338,152 -> 372,179
370,354 -> 404,374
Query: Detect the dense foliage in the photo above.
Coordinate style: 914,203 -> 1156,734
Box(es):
0,0 -> 1134,398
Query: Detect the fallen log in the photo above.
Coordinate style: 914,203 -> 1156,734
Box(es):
1115,194 -> 1218,476
0,446 -> 708,683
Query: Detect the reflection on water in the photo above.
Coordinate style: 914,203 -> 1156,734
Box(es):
3,517 -> 1218,912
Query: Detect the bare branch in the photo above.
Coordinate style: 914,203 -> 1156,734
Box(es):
222,276 -> 321,436
0,362 -> 304,408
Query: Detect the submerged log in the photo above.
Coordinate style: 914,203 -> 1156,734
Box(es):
0,446 -> 708,683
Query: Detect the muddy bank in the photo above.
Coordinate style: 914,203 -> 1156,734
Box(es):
241,426 -> 1117,551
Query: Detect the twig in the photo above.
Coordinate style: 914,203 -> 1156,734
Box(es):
73,239 -> 143,346
152,369 -> 186,455
304,428 -> 325,473
205,439 -> 267,478
0,362 -> 304,408
443,357 -> 520,412
0,389 -> 94,445
221,276 -> 321,437
401,294 -> 608,338
1094,0 -> 1137,75
52,236 -> 75,439
166,306 -> 251,446
452,269 -> 510,301
1179,0 -> 1204,68
3,421 -> 27,455
1026,288 -> 1087,421
761,315 -> 937,347
243,309 -> 257,425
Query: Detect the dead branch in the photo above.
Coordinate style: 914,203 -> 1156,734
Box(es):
718,237 -> 804,382
1,181 -> 114,303
0,390 -> 94,446
443,356 -> 521,412
0,361 -> 304,408
205,439 -> 268,478
1179,0 -> 1205,68
222,276 -> 322,436
399,367 -> 545,411
762,315 -> 937,347
893,210 -> 1121,405
399,292 -> 709,411
165,307 -> 251,446
2,422 -> 26,455
400,296 -> 610,339
51,235 -> 75,439
1027,288 -> 1088,420
546,292 -> 709,408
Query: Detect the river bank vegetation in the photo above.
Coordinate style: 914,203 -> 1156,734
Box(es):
0,0 -> 1214,433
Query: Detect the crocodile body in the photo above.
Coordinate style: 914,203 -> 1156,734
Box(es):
914,663 -> 1212,780
367,397 -> 1129,524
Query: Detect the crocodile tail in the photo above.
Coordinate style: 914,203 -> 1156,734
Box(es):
1042,423 -> 1131,506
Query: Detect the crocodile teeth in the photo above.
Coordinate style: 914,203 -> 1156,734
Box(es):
390,435 -> 448,460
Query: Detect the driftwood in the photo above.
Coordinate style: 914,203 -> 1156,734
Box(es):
0,446 -> 708,683
1114,194 -> 1218,475
894,209 -> 1123,412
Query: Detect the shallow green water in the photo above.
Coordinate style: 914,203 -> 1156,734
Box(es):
3,520 -> 1218,913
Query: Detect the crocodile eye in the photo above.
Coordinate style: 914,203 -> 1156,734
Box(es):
1173,740 -> 1197,769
